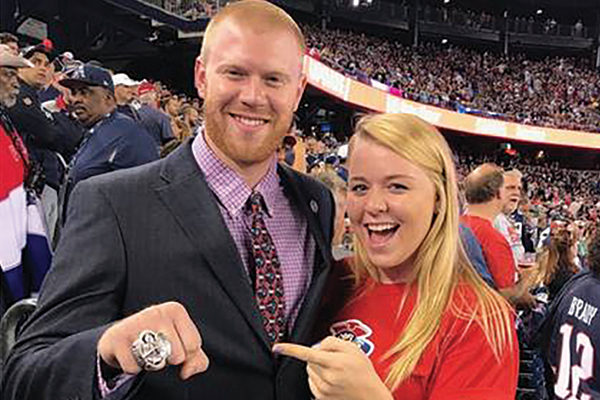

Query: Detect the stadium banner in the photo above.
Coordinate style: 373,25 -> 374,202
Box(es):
303,56 -> 600,150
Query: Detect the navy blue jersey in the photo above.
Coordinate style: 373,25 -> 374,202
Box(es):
137,104 -> 174,146
61,111 -> 158,220
544,272 -> 600,399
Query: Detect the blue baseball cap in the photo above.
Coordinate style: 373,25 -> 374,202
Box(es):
59,63 -> 114,94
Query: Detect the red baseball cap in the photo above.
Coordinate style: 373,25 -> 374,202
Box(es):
138,81 -> 156,95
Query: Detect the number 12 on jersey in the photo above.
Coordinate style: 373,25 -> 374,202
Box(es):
554,323 -> 595,400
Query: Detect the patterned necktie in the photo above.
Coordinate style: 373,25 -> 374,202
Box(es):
247,191 -> 286,344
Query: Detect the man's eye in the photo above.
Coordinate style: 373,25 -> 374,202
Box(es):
226,70 -> 244,78
265,76 -> 283,86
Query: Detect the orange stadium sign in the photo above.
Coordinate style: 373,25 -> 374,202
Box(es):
303,56 -> 600,151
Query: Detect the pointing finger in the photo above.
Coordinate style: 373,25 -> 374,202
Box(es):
272,343 -> 331,366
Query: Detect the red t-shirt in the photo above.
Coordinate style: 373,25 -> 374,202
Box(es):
461,215 -> 517,289
325,278 -> 519,400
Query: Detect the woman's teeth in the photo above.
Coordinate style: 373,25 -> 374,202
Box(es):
366,223 -> 398,232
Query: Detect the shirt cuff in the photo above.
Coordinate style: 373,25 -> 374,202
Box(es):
96,354 -> 135,398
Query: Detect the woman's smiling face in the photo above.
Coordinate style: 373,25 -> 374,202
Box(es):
347,136 -> 437,282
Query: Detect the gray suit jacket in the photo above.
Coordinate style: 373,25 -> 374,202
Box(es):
2,139 -> 334,400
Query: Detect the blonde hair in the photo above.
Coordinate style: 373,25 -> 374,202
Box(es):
200,0 -> 306,64
348,113 -> 514,390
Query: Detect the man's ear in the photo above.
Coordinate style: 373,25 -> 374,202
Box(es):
292,73 -> 308,112
195,56 -> 207,100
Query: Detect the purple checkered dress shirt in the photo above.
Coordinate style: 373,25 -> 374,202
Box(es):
98,134 -> 316,398
192,132 -> 316,329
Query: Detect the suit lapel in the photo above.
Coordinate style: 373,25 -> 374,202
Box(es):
277,165 -> 331,269
276,166 -> 333,376
153,141 -> 270,349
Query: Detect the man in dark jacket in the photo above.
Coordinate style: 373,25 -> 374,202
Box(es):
8,42 -> 83,192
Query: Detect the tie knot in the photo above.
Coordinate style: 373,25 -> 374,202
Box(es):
247,191 -> 265,215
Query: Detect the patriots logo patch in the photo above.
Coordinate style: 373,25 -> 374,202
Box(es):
71,65 -> 86,79
329,319 -> 375,356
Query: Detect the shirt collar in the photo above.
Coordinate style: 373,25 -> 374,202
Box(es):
192,127 -> 280,219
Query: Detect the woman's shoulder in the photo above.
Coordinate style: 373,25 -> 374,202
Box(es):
449,281 -> 480,311
443,281 -> 505,329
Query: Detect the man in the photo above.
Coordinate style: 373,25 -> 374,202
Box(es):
0,51 -> 35,316
494,169 -> 526,262
461,164 -> 534,305
0,32 -> 19,55
56,64 -> 158,220
112,72 -> 140,120
7,42 -> 84,237
3,2 -> 334,400
114,74 -> 175,149
137,80 -> 159,108
10,42 -> 83,188
539,229 -> 600,399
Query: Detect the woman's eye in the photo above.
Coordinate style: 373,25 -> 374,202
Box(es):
389,183 -> 408,192
350,184 -> 367,194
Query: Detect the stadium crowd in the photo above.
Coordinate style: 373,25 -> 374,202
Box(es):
304,24 -> 600,133
1,1 -> 599,398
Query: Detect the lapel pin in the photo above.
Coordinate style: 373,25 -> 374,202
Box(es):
310,199 -> 319,213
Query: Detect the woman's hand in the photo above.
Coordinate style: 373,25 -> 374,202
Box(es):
273,336 -> 393,400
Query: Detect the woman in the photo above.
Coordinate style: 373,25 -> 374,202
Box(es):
536,223 -> 580,300
274,113 -> 518,399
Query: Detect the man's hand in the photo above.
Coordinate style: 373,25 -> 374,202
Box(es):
273,336 -> 392,400
97,302 -> 209,380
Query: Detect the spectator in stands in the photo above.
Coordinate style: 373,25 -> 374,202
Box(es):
539,228 -> 600,399
312,167 -> 349,260
138,80 -> 159,108
0,33 -> 19,56
56,64 -> 158,222
461,164 -> 536,306
303,24 -> 600,133
132,80 -> 176,151
537,224 -> 581,300
137,95 -> 175,151
161,94 -> 184,140
0,50 -> 38,316
3,2 -> 334,399
182,103 -> 200,133
494,169 -> 526,263
275,113 -> 518,399
112,72 -> 140,120
8,41 -> 84,238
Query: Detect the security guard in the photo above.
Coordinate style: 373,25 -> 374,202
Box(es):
57,63 -> 158,224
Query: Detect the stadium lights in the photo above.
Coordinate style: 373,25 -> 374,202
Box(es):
441,38 -> 448,44
443,0 -> 450,4
536,9 -> 543,15
352,0 -> 359,7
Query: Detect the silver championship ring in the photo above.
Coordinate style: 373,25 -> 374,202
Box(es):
131,330 -> 172,371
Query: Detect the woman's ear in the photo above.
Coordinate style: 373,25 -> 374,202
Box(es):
434,194 -> 441,215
